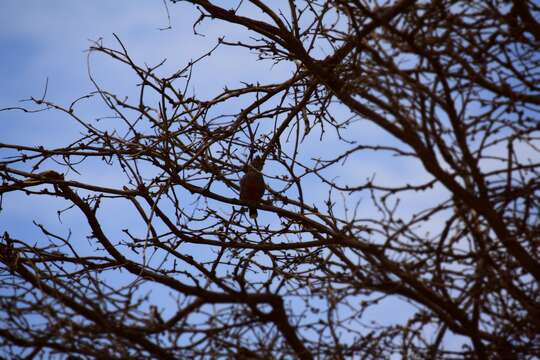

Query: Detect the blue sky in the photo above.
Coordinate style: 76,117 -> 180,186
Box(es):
0,0 -> 442,222
0,1 -> 468,355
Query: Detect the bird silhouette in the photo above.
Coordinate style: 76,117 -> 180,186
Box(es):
239,156 -> 265,218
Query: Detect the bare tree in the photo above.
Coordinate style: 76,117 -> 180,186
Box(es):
1,0 -> 539,358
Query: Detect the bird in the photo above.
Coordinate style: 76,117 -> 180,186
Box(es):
239,156 -> 265,218
149,305 -> 164,325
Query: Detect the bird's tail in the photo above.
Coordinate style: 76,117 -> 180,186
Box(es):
249,206 -> 258,218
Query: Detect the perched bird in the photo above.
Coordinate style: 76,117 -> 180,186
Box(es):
239,156 -> 265,218
149,305 -> 164,325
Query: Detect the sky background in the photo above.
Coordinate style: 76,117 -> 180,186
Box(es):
1,0 -> 440,246
0,1 -> 465,355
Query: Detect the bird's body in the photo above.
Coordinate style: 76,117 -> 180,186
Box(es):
239,157 -> 265,218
